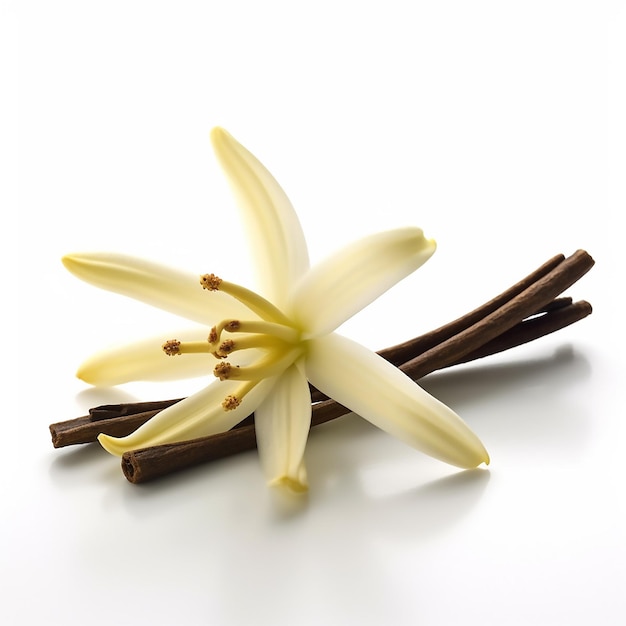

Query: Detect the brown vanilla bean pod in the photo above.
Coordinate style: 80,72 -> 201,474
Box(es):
49,252 -> 594,449
536,296 -> 573,313
50,406 -> 255,448
82,293 -> 577,427
50,409 -> 167,448
308,295 -> 579,403
50,251 -> 593,454
120,298 -> 593,483
89,399 -> 184,420
121,397 -> 351,482
48,309 -> 571,448
407,300 -> 593,376
379,253 -> 566,366
400,250 -> 594,380
50,409 -> 164,448
121,426 -> 259,483
52,299 -> 590,450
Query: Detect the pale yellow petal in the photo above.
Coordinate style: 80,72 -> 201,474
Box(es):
291,228 -> 436,336
210,127 -> 310,306
254,363 -> 311,493
76,328 -> 217,385
98,377 -> 275,456
305,333 -> 489,469
62,252 -> 249,325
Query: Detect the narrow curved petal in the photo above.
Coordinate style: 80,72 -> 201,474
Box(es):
98,377 -> 276,456
305,333 -> 489,469
291,228 -> 436,336
254,362 -> 311,493
76,328 -> 217,385
62,252 -> 250,326
210,127 -> 310,306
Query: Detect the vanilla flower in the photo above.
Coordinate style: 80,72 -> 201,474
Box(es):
63,128 -> 488,492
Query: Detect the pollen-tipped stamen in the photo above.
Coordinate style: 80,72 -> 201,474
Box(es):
221,380 -> 257,411
208,319 -> 299,352
200,274 -> 291,324
214,361 -> 237,381
163,339 -> 213,356
208,319 -> 241,349
222,395 -> 241,411
215,333 -> 292,358
215,339 -> 236,357
200,273 -> 222,291
213,348 -> 301,382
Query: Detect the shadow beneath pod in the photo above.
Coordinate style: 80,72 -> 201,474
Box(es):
419,344 -> 591,413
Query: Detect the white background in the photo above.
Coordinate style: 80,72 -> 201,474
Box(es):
4,1 -> 626,624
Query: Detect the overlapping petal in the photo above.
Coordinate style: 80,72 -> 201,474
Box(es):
76,328 -> 223,385
305,333 -> 489,469
254,362 -> 311,492
210,128 -> 310,307
62,252 -> 250,325
98,377 -> 276,456
290,228 -> 436,337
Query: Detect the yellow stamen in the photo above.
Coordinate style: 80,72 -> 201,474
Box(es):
213,348 -> 301,382
216,334 -> 290,357
207,319 -> 241,349
164,338 -> 214,356
234,320 -> 300,343
208,319 -> 299,350
178,341 -> 213,354
200,274 -> 291,324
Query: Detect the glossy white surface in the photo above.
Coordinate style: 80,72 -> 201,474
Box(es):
6,2 -> 625,624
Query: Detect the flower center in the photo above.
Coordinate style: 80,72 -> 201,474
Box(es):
162,274 -> 304,410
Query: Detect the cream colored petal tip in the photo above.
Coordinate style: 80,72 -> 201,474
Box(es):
291,228 -> 436,336
306,333 -> 490,470
254,364 -> 312,493
269,473 -> 309,494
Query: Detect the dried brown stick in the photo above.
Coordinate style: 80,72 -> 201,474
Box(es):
50,409 -> 165,448
310,295 -> 579,403
120,251 -> 594,483
49,298 -> 583,449
49,252 -> 593,450
379,253 -> 566,366
90,399 -> 183,421
120,298 -> 592,483
400,250 -> 594,380
447,299 -> 592,367
49,251 -> 594,483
